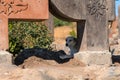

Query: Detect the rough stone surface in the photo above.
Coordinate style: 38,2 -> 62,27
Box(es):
45,12 -> 54,37
8,0 -> 48,19
0,16 -> 8,50
77,21 -> 86,51
85,0 -> 108,51
75,51 -> 112,65
0,51 -> 120,80
50,0 -> 115,21
0,51 -> 12,64
50,0 -> 86,21
1,58 -> 120,80
106,0 -> 116,21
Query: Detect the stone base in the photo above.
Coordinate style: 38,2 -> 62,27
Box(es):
0,51 -> 12,64
75,51 -> 112,65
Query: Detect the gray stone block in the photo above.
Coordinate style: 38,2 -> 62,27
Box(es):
50,0 -> 86,21
0,51 -> 12,64
75,51 -> 112,65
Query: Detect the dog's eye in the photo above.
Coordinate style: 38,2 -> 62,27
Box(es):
69,40 -> 72,42
66,39 -> 67,41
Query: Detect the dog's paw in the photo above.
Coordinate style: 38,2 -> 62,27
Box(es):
59,55 -> 73,59
59,55 -> 67,59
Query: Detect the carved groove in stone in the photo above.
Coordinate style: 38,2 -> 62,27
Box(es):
0,0 -> 28,16
87,0 -> 106,19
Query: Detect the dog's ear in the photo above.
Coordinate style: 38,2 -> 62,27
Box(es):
74,37 -> 77,42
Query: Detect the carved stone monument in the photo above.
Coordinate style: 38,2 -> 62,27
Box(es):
50,0 -> 115,65
76,0 -> 112,65
0,0 -> 48,64
0,0 -> 115,65
0,0 -> 48,50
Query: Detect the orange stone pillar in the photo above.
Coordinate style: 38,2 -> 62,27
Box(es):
0,0 -> 48,50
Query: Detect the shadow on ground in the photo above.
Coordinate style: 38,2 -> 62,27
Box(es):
14,48 -> 71,65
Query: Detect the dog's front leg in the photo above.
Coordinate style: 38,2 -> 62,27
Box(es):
59,50 -> 73,59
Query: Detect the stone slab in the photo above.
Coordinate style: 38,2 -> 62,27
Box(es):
45,12 -> 54,37
50,0 -> 86,21
0,51 -> 12,64
0,15 -> 8,50
77,21 -> 87,51
75,51 -> 112,65
7,0 -> 48,19
107,0 -> 116,21
86,0 -> 108,51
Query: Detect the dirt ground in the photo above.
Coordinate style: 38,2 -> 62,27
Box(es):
1,26 -> 120,80
1,55 -> 120,80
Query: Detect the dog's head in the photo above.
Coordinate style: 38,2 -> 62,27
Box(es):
65,36 -> 77,48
